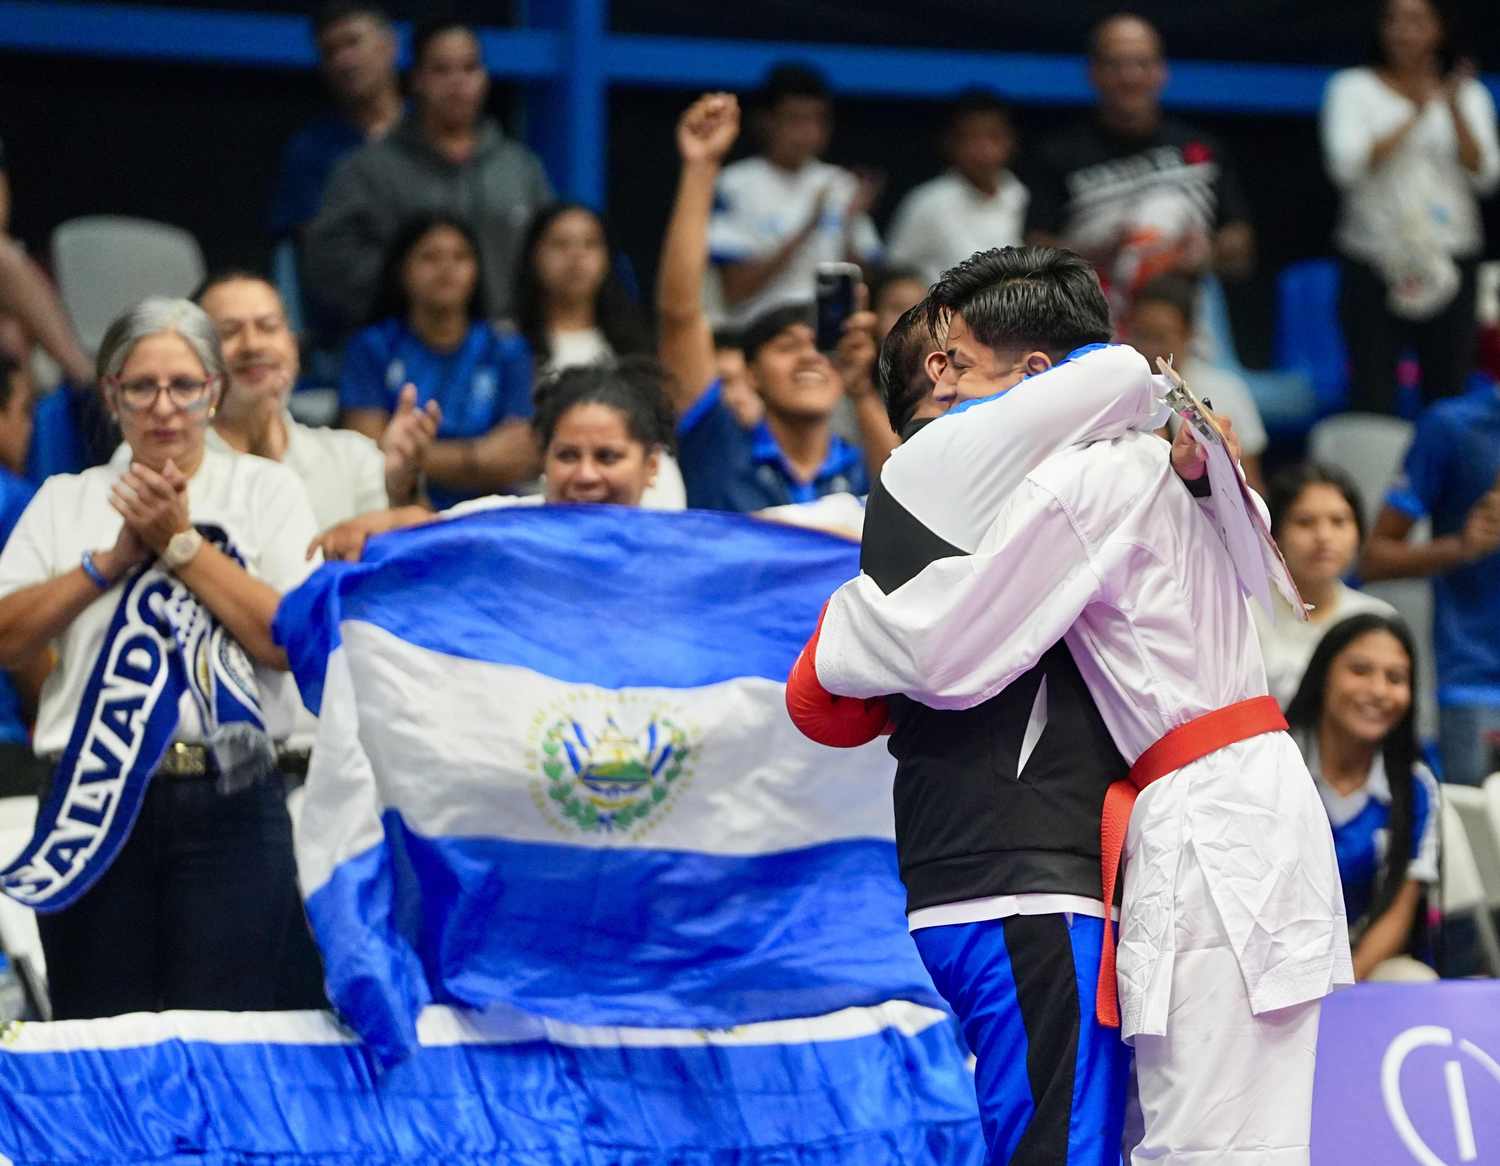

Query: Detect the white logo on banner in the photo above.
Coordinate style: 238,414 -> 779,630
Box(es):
1382,1025 -> 1500,1165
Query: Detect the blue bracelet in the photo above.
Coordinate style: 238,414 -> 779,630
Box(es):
80,550 -> 110,591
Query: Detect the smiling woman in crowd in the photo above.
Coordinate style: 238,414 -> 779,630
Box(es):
312,357 -> 676,561
1286,613 -> 1439,981
0,297 -> 326,1018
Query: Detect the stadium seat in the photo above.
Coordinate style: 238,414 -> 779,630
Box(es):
0,795 -> 47,1016
1308,412 -> 1438,738
1194,273 -> 1319,436
1440,785 -> 1500,976
1307,413 -> 1415,529
1274,258 -> 1349,416
50,216 -> 206,353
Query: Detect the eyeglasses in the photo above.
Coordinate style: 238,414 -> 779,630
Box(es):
108,376 -> 217,413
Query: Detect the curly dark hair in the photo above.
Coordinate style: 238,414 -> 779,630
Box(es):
531,356 -> 677,456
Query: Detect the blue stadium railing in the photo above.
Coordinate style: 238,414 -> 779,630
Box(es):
7,0 -> 1500,210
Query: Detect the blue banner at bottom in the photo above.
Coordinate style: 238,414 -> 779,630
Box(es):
0,1003 -> 983,1165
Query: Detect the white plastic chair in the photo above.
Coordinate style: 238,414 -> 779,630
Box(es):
0,796 -> 47,1013
1307,413 -> 1416,530
50,216 -> 206,352
1440,785 -> 1500,975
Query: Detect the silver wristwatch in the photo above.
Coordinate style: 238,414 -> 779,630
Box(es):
162,528 -> 205,571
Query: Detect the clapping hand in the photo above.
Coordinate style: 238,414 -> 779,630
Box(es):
380,383 -> 441,504
110,460 -> 191,555
677,92 -> 740,165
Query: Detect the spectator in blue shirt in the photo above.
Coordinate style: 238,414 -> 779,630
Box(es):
657,92 -> 896,513
0,354 -> 47,795
1286,613 -> 1439,980
1363,381 -> 1500,785
268,1 -> 402,242
340,212 -> 537,510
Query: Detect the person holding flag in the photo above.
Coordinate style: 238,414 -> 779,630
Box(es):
792,247 -> 1351,1164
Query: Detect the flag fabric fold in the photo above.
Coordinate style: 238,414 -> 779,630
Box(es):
0,1004 -> 984,1165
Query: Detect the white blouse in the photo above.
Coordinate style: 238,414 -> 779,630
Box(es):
0,448 -> 320,755
1321,67 -> 1500,262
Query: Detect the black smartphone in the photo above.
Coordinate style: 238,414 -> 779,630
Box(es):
815,262 -> 861,352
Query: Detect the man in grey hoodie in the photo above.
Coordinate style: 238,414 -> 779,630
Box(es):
304,17 -> 553,335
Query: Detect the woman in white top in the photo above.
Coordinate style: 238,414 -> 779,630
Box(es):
1256,462 -> 1396,706
0,298 -> 326,1018
513,203 -> 653,375
1321,0 -> 1500,412
514,203 -> 686,509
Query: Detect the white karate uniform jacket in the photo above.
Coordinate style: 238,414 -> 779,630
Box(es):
816,422 -> 1354,1040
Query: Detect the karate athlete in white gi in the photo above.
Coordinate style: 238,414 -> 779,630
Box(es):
808,260 -> 1352,1164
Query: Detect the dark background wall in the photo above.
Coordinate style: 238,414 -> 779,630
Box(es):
4,1 -> 1499,364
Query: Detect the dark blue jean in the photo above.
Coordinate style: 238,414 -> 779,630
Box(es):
36,771 -> 327,1019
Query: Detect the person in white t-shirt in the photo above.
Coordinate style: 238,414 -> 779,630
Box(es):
1126,273 -> 1268,493
709,64 -> 881,326
195,270 -> 438,530
511,203 -> 686,508
1321,0 -> 1500,412
0,297 -> 327,1018
886,90 -> 1028,285
513,202 -> 653,375
1257,463 -> 1396,706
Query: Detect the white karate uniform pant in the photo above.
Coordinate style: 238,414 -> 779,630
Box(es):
1123,846 -> 1324,1164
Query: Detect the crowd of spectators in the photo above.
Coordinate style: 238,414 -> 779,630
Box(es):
0,0 -> 1497,1013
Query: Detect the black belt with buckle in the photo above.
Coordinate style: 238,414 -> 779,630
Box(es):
43,743 -> 311,781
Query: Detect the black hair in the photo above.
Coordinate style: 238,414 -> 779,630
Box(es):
311,1 -> 390,39
759,62 -> 831,111
0,353 -> 20,412
532,357 -> 677,456
1371,0 -> 1459,73
924,245 -> 1112,362
1088,11 -> 1165,60
711,326 -> 743,352
1286,612 -> 1423,936
411,14 -> 476,71
1268,462 -> 1369,546
948,87 -> 1011,129
513,203 -> 653,369
191,267 -> 275,306
367,212 -> 487,326
739,302 -> 815,363
878,301 -> 933,435
871,265 -> 927,308
1132,273 -> 1199,329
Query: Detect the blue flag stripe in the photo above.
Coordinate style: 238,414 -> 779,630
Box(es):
275,507 -> 859,709
0,1018 -> 982,1165
306,814 -> 944,1063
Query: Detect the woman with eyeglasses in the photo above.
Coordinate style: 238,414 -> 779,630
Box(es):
0,297 -> 327,1018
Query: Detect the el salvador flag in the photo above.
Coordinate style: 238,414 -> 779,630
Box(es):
273,506 -> 949,1067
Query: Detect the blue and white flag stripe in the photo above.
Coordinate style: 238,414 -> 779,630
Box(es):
0,1004 -> 984,1165
275,507 -> 942,1065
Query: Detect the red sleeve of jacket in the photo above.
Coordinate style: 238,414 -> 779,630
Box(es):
785,603 -> 891,748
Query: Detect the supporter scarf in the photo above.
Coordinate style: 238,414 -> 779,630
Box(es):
0,525 -> 273,912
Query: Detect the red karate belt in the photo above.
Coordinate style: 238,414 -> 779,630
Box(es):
1095,695 -> 1287,1028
